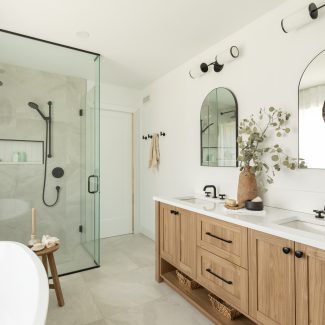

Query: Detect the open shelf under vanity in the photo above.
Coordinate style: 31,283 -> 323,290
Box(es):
160,259 -> 256,325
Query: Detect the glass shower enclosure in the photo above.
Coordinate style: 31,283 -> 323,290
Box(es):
0,30 -> 100,274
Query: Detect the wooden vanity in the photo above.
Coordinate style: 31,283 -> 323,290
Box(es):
155,201 -> 325,325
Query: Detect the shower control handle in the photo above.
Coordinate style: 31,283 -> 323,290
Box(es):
88,175 -> 99,194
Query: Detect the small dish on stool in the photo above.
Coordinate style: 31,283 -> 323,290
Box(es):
31,243 -> 45,252
245,200 -> 264,211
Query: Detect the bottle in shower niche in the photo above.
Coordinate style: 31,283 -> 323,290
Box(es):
12,152 -> 20,162
20,152 -> 27,162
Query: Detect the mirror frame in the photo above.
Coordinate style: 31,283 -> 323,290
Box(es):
200,87 -> 238,167
298,49 -> 325,169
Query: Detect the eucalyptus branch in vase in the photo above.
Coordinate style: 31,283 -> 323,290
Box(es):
236,107 -> 305,207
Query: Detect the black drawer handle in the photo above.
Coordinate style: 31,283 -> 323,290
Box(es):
205,232 -> 232,244
206,268 -> 233,285
170,210 -> 179,215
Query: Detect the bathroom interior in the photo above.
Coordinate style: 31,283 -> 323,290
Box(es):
1,0 -> 325,324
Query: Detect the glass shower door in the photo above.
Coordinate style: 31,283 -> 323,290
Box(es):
81,55 -> 100,266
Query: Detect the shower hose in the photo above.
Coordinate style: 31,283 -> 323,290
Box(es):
42,120 -> 60,207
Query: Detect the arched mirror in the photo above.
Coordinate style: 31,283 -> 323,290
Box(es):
299,50 -> 325,169
200,87 -> 238,167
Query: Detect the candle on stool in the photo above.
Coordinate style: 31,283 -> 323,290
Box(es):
28,208 -> 39,246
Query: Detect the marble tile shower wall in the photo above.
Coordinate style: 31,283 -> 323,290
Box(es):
0,63 -> 88,272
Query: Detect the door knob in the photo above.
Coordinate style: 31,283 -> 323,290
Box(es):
282,247 -> 291,254
295,250 -> 303,258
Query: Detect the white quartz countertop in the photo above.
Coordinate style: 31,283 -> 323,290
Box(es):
153,195 -> 325,250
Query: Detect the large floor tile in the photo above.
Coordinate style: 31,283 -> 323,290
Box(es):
86,265 -> 173,318
46,274 -> 102,325
104,291 -> 213,325
47,234 -> 213,325
85,320 -> 108,325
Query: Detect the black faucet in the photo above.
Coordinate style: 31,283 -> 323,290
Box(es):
203,185 -> 217,198
313,208 -> 325,219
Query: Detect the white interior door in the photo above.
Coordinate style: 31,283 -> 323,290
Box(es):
100,109 -> 133,238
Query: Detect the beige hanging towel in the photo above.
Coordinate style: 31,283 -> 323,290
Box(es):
149,133 -> 160,169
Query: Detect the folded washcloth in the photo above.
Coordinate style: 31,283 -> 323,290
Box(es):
42,235 -> 60,248
149,133 -> 160,169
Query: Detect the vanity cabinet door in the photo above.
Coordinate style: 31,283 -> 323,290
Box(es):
176,208 -> 197,278
249,230 -> 295,325
295,243 -> 325,325
160,203 -> 177,266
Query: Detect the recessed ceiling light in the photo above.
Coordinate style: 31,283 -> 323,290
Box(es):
76,31 -> 90,39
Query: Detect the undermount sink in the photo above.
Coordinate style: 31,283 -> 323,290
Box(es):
176,196 -> 220,211
279,218 -> 325,236
178,197 -> 210,204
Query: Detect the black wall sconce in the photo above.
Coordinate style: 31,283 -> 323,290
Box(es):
189,46 -> 239,79
281,2 -> 325,33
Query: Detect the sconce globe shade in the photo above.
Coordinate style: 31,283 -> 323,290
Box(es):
189,62 -> 209,79
215,46 -> 240,66
281,2 -> 318,33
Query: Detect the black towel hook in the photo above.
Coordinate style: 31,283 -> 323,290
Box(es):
142,131 -> 166,140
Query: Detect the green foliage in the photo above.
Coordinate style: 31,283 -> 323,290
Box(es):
237,107 -> 306,189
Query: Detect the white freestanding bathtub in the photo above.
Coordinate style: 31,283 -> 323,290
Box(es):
0,241 -> 49,325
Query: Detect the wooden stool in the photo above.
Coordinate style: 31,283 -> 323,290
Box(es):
35,244 -> 65,307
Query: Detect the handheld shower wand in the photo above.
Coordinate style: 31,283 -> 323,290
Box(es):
27,101 -> 60,207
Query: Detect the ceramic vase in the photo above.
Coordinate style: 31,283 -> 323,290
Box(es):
237,165 -> 258,208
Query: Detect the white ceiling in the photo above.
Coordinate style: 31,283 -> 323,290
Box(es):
0,0 -> 286,88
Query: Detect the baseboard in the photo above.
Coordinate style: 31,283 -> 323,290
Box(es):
139,227 -> 155,241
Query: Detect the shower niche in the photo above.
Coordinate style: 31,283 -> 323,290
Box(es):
0,139 -> 44,164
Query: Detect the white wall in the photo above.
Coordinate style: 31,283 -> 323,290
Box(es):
139,0 -> 325,239
101,82 -> 141,113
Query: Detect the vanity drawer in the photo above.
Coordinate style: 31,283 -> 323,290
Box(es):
197,247 -> 248,313
197,215 -> 248,268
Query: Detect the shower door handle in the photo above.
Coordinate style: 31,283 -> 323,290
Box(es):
88,175 -> 99,194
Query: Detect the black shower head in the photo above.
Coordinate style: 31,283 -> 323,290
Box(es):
28,102 -> 47,120
28,102 -> 39,110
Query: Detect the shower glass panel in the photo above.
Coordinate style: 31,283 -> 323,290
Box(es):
0,30 -> 100,275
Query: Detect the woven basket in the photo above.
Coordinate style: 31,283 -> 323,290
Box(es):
176,270 -> 201,290
208,293 -> 242,320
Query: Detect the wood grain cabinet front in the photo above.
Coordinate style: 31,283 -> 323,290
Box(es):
159,203 -> 197,278
295,243 -> 325,325
197,214 -> 248,268
249,230 -> 295,325
159,203 -> 178,265
197,247 -> 249,314
177,208 -> 197,279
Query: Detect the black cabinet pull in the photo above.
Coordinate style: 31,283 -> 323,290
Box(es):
295,250 -> 303,258
282,247 -> 291,254
205,232 -> 232,244
170,210 -> 175,214
174,211 -> 179,215
206,268 -> 233,285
